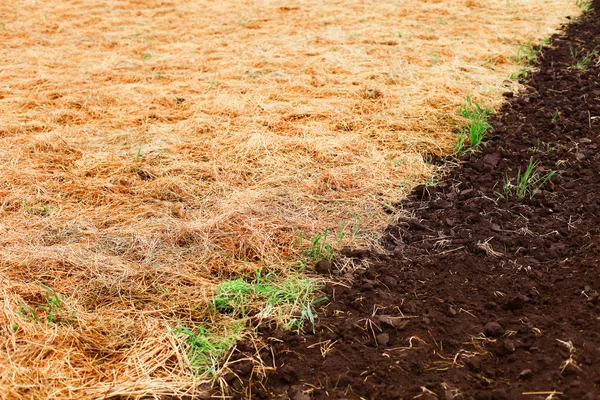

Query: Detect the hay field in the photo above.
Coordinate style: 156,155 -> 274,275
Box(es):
0,0 -> 579,398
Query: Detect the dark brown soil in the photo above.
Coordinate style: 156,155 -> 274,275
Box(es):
226,6 -> 600,400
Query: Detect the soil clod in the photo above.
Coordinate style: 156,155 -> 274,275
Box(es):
484,322 -> 505,338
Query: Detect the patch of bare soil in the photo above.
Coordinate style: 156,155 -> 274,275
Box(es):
226,4 -> 600,400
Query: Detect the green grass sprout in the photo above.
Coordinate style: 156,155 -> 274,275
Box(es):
454,95 -> 491,154
496,157 -> 557,200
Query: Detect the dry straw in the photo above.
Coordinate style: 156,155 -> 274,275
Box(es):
0,0 -> 579,397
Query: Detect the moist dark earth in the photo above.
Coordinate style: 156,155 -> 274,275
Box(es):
223,5 -> 600,400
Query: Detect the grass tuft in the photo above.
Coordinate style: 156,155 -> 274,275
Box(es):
300,226 -> 343,263
509,40 -> 542,80
569,45 -> 598,70
454,95 -> 491,154
576,0 -> 593,13
174,323 -> 243,381
213,269 -> 324,332
497,157 -> 557,200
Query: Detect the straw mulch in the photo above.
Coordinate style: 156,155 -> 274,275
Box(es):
0,0 -> 579,398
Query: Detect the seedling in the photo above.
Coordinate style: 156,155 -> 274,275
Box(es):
132,145 -> 142,174
22,200 -> 50,216
528,139 -> 556,154
509,41 -> 539,80
497,157 -> 557,200
142,52 -> 151,60
528,139 -> 541,152
301,226 -> 334,262
514,41 -> 537,64
39,285 -> 62,323
17,285 -> 73,324
551,109 -> 560,123
569,45 -> 598,70
509,67 -> 528,81
18,301 -> 39,323
454,95 -> 491,154
351,212 -> 360,237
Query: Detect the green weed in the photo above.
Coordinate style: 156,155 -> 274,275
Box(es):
509,67 -> 528,81
174,323 -> 243,379
350,212 -> 360,237
17,285 -> 74,324
212,270 -> 324,332
142,52 -> 151,60
528,139 -> 556,154
454,95 -> 491,154
132,145 -> 142,174
576,0 -> 593,13
301,226 -> 334,262
509,41 -> 539,80
551,109 -> 560,123
39,285 -> 62,323
18,301 -> 39,323
514,41 -> 537,64
569,45 -> 598,70
22,200 -> 50,216
496,157 -> 557,200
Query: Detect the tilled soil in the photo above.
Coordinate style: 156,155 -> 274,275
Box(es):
227,6 -> 600,400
